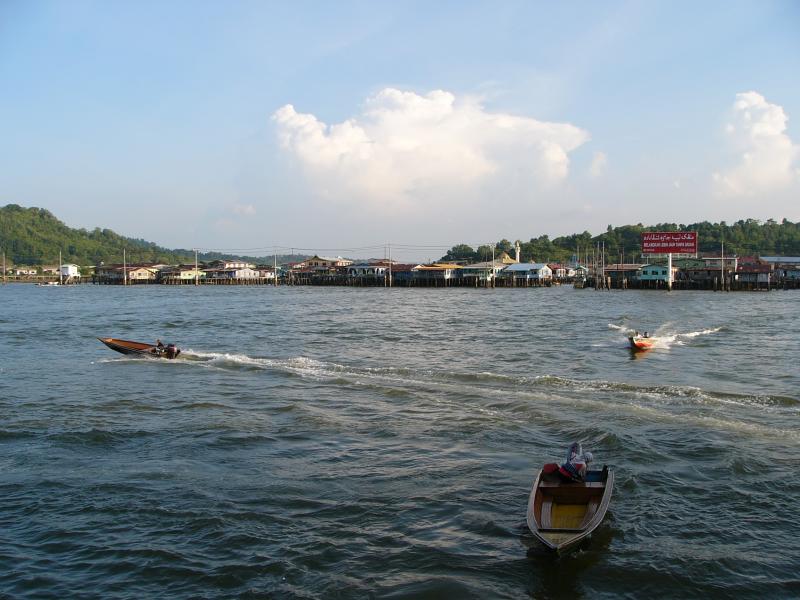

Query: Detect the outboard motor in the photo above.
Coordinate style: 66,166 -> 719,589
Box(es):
165,344 -> 179,359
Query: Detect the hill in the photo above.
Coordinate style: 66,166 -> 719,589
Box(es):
0,205 -> 300,266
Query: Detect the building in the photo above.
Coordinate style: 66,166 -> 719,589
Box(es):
596,263 -> 644,286
458,260 -> 506,283
346,263 -> 388,278
637,264 -> 679,282
125,266 -> 158,282
385,264 -> 420,284
413,263 -> 462,282
735,264 -> 773,285
206,260 -> 256,270
161,265 -> 206,283
499,262 -> 552,283
306,255 -> 354,269
203,265 -> 259,280
60,264 -> 81,280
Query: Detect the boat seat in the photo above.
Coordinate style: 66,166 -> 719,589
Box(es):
538,481 -> 605,488
580,499 -> 600,527
540,499 -> 552,529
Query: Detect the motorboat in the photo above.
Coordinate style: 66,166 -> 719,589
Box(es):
629,335 -> 655,350
97,337 -> 181,359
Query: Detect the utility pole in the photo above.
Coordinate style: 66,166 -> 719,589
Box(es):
491,244 -> 495,288
194,248 -> 199,286
388,242 -> 392,288
123,248 -> 127,286
721,240 -> 725,292
2,251 -> 5,284
274,251 -> 278,287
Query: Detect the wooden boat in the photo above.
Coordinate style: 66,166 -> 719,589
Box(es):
97,337 -> 181,359
629,335 -> 655,350
526,468 -> 614,553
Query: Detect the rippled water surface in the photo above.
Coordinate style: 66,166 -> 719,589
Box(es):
1,284 -> 799,598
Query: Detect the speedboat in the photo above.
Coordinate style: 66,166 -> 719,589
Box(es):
526,467 -> 614,553
97,337 -> 181,359
629,335 -> 655,350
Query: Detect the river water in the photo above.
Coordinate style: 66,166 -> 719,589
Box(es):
1,284 -> 798,598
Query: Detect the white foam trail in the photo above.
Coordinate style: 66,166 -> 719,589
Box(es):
678,326 -> 724,339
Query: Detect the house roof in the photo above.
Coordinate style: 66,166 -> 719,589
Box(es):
604,263 -> 647,271
760,256 -> 800,264
461,261 -> 506,270
388,263 -> 419,272
504,262 -> 550,271
415,263 -> 462,271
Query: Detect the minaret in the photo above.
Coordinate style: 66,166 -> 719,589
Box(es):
515,241 -> 521,263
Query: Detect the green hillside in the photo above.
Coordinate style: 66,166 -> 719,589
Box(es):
0,204 -> 197,266
0,204 -> 301,267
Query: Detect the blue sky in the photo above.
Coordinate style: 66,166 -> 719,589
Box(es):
1,1 -> 798,259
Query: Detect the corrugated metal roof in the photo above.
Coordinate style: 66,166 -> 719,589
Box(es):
760,256 -> 800,263
503,262 -> 550,271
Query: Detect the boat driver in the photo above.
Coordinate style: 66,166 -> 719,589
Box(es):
558,442 -> 593,482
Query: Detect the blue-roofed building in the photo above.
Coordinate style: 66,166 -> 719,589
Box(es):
499,262 -> 552,284
760,256 -> 800,265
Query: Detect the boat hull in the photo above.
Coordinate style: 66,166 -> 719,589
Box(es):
97,337 -> 179,359
629,336 -> 654,350
526,468 -> 614,554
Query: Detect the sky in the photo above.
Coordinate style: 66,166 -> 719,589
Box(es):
1,0 -> 799,260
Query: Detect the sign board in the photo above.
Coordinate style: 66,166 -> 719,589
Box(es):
641,231 -> 697,254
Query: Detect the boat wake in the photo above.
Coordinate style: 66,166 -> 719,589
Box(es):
174,350 -> 797,408
609,323 -> 724,349
98,348 -> 798,440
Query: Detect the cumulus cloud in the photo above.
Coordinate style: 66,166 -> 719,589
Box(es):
589,151 -> 607,178
713,91 -> 798,196
272,88 -> 589,210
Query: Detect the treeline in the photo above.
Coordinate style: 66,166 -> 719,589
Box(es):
440,219 -> 800,264
3,204 -> 798,268
0,205 -> 300,266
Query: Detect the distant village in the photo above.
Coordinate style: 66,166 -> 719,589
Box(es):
4,243 -> 800,291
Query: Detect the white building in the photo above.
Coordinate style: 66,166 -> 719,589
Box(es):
60,264 -> 80,277
347,263 -> 387,277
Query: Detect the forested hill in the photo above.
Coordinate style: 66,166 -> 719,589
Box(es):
441,219 -> 800,264
0,204 -> 199,266
0,204 -> 298,266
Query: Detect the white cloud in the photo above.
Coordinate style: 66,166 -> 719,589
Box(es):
713,91 -> 798,196
589,151 -> 607,178
232,203 -> 256,216
272,88 -> 589,210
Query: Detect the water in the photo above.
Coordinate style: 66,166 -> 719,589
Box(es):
1,284 -> 798,598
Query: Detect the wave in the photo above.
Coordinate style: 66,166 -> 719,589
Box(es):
173,351 -> 798,412
47,429 -> 153,446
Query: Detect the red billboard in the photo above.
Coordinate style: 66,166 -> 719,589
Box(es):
641,231 -> 697,254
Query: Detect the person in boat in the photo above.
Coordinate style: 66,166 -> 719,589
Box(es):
557,442 -> 593,482
156,339 -> 165,350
